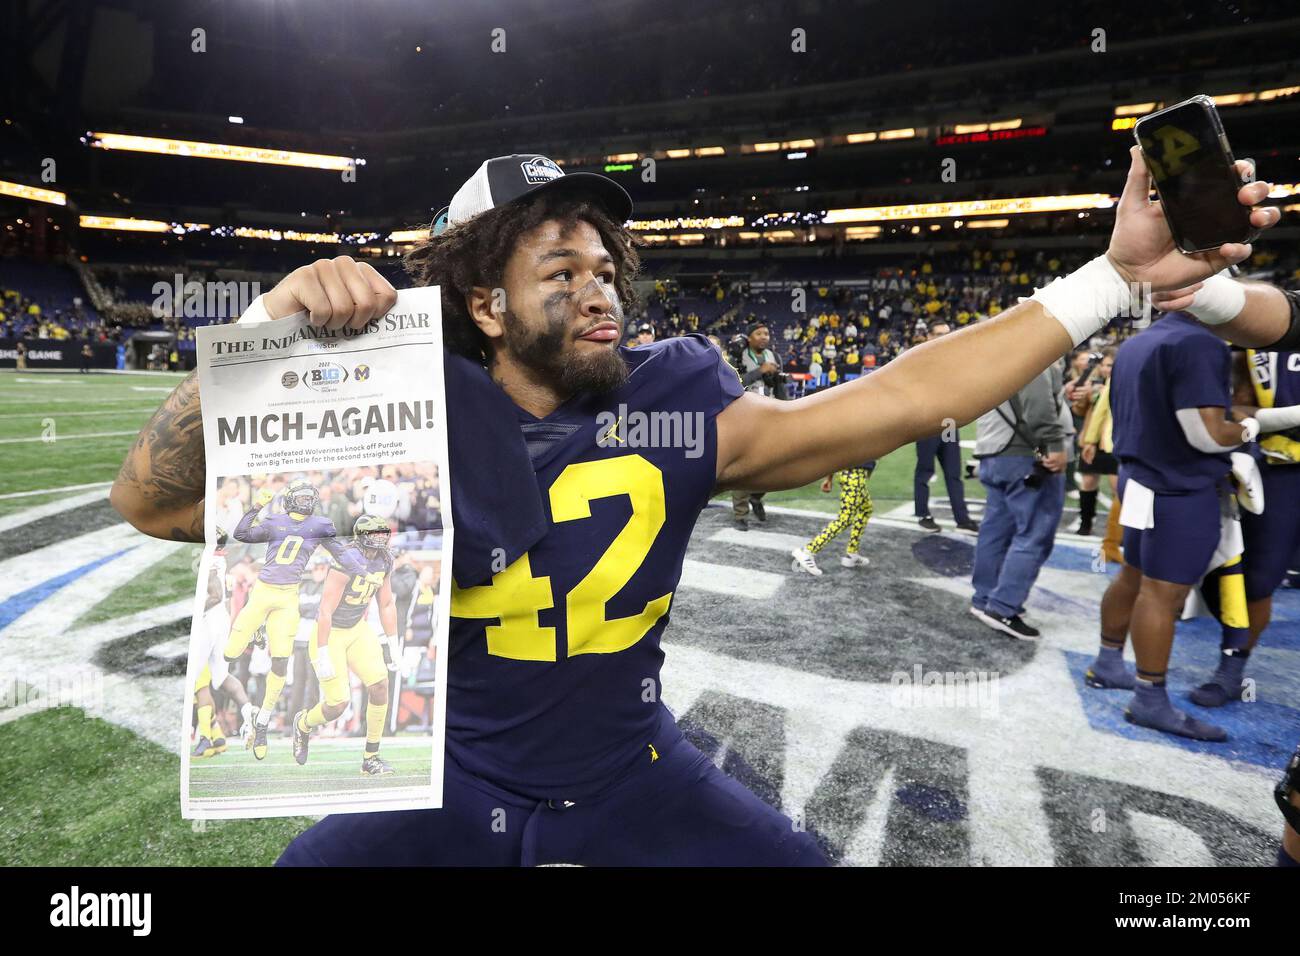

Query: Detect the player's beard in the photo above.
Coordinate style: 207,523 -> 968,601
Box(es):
500,296 -> 629,396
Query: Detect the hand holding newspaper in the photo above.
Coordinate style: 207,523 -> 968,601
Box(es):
181,286 -> 452,819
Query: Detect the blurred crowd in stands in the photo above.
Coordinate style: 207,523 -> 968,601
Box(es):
3,242 -> 1299,382
0,286 -> 109,343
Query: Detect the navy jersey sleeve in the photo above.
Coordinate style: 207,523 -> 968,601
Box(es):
655,333 -> 744,417
317,518 -> 367,576
233,505 -> 271,543
1169,337 -> 1231,411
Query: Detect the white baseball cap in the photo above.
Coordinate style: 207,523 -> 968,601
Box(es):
431,154 -> 633,236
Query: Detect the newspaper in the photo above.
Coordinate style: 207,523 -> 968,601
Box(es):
181,287 -> 452,819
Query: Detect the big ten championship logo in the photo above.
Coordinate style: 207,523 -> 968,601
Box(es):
521,156 -> 563,184
303,361 -> 349,393
353,364 -> 371,382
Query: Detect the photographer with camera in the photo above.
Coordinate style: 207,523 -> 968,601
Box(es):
969,361 -> 1069,639
727,322 -> 785,530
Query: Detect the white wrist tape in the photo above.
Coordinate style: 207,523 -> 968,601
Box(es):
1255,404 -> 1300,433
237,294 -> 307,325
1239,417 -> 1261,443
1187,273 -> 1246,326
1029,254 -> 1134,347
237,294 -> 274,325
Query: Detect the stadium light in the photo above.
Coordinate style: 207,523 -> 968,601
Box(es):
0,179 -> 67,206
1114,102 -> 1159,117
824,193 -> 1116,224
86,132 -> 364,172
79,215 -> 208,233
388,228 -> 430,243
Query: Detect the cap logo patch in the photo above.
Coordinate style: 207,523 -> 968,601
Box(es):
520,156 -> 564,184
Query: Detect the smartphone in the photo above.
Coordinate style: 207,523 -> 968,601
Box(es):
1133,95 -> 1257,253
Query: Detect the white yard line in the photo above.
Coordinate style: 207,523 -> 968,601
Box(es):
0,407 -> 155,420
0,430 -> 138,445
0,480 -> 113,502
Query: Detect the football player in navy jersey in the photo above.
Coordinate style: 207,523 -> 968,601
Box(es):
112,149 -> 1283,866
293,514 -> 402,776
1088,312 -> 1249,741
227,477 -> 368,759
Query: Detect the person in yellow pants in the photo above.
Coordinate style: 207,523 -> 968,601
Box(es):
292,515 -> 402,776
790,462 -> 875,576
227,479 -> 366,759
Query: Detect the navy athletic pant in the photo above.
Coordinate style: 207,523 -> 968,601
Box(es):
277,730 -> 828,866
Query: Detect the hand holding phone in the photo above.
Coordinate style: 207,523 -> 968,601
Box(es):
1134,95 -> 1258,253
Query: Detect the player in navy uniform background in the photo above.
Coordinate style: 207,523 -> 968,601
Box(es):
112,148 -> 1283,865
1150,274 -> 1300,866
1089,311 -> 1252,741
294,514 -> 401,776
1228,345 -> 1300,699
227,478 -> 366,758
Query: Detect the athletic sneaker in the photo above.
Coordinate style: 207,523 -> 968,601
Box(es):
734,517 -> 749,532
840,553 -> 870,568
976,611 -> 1040,640
955,519 -> 980,534
790,548 -> 823,576
242,707 -> 259,750
918,516 -> 941,532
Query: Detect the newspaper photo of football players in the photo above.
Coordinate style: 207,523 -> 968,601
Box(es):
183,464 -> 445,818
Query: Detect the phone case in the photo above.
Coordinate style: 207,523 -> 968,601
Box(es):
1133,95 -> 1259,254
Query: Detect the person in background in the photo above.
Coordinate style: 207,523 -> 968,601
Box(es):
1086,312 -> 1253,742
732,321 -> 781,530
790,461 -> 875,576
1074,348 -> 1118,539
970,362 -> 1068,639
913,321 -> 979,534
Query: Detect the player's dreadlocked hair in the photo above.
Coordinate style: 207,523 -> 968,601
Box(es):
404,191 -> 643,363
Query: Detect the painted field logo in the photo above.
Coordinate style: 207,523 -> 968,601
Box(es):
303,361 -> 349,393
280,371 -> 299,389
354,364 -> 371,382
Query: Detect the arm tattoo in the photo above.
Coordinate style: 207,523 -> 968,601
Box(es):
115,369 -> 206,541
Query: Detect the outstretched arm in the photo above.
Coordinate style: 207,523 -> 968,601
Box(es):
717,148 -> 1279,490
322,535 -> 368,577
1154,278 -> 1297,348
110,370 -> 206,542
717,302 -> 1073,489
